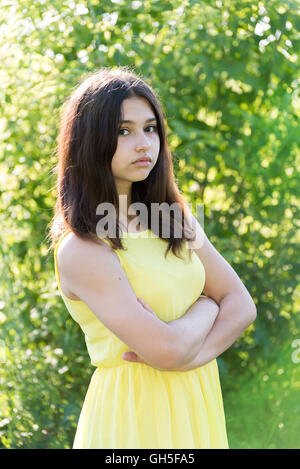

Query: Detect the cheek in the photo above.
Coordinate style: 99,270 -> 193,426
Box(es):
111,156 -> 121,174
111,150 -> 128,174
154,135 -> 160,152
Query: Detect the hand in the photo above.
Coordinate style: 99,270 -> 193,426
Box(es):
122,298 -> 157,364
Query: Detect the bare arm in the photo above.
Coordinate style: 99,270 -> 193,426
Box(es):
170,292 -> 257,371
122,295 -> 220,369
123,293 -> 256,371
170,205 -> 257,369
167,295 -> 220,363
58,234 -> 180,371
122,209 -> 257,371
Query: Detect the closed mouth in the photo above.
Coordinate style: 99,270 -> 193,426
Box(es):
133,157 -> 151,163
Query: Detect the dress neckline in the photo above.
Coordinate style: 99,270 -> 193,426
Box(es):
121,228 -> 151,237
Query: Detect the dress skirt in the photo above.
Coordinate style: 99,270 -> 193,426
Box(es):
73,360 -> 228,449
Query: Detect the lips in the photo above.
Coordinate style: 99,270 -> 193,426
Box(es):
133,156 -> 152,163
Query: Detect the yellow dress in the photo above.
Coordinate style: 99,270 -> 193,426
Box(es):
54,229 -> 228,449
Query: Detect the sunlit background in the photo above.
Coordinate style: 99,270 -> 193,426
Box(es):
0,0 -> 299,449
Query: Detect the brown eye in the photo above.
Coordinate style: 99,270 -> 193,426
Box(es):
146,125 -> 157,132
119,125 -> 157,136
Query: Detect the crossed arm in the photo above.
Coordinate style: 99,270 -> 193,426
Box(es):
122,292 -> 256,371
171,292 -> 256,371
122,209 -> 257,371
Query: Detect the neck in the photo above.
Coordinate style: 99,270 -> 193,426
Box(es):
116,191 -> 133,230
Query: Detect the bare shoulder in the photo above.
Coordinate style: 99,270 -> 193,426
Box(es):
56,232 -> 180,369
59,231 -> 110,257
56,232 -> 116,300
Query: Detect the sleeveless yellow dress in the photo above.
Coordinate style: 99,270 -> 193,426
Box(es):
54,229 -> 228,449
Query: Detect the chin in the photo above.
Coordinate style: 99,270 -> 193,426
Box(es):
132,174 -> 149,182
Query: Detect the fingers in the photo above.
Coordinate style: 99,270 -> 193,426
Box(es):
122,351 -> 146,364
122,351 -> 138,361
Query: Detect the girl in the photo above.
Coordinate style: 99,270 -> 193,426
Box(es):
49,66 -> 256,449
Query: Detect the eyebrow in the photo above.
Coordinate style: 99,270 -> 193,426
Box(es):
119,117 -> 157,124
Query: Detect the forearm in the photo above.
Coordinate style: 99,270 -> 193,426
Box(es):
122,295 -> 219,371
172,293 -> 257,371
168,295 -> 220,367
122,294 -> 255,372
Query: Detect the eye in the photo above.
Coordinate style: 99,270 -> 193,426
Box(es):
119,128 -> 129,136
119,125 -> 158,136
146,125 -> 158,133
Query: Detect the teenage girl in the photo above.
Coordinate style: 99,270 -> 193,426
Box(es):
49,66 -> 256,449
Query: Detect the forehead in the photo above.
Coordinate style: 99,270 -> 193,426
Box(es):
121,97 -> 155,119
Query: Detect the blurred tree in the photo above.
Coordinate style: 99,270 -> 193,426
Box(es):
0,0 -> 299,449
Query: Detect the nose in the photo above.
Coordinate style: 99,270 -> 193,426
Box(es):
135,130 -> 151,152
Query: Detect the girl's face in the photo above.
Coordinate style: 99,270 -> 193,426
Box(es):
111,96 -> 160,192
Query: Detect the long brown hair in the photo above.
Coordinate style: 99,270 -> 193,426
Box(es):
47,66 -> 195,260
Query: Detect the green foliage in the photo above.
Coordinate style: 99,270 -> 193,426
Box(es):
0,0 -> 299,449
224,341 -> 300,449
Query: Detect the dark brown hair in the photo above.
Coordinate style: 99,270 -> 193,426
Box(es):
47,65 -> 195,260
